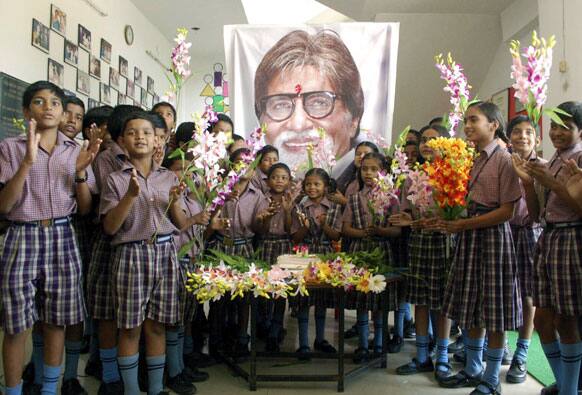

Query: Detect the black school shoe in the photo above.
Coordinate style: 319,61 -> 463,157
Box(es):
540,383 -> 559,395
22,361 -> 35,385
61,378 -> 88,395
184,351 -> 216,369
506,358 -> 527,383
23,383 -> 42,395
470,381 -> 502,395
448,337 -> 465,354
166,372 -> 196,395
438,370 -> 484,388
182,366 -> 209,383
265,337 -> 280,352
434,362 -> 453,382
344,324 -> 358,339
314,339 -> 337,353
97,380 -> 124,395
352,347 -> 369,364
403,319 -> 416,339
296,346 -> 311,361
387,335 -> 403,353
395,358 -> 434,375
84,356 -> 102,380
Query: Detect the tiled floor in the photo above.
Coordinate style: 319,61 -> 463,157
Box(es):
1,310 -> 545,394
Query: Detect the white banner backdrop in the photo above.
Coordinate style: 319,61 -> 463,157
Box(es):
224,23 -> 399,178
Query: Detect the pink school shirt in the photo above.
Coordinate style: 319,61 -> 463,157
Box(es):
543,143 -> 582,223
264,191 -> 300,236
92,142 -> 127,192
175,194 -> 203,257
218,182 -> 269,239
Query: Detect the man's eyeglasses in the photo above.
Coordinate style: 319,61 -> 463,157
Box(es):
260,91 -> 339,122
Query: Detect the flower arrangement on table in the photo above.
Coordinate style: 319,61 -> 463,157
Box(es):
509,30 -> 569,126
423,137 -> 475,220
435,52 -> 477,136
185,249 -> 391,303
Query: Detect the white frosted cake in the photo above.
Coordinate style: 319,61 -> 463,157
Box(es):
276,254 -> 320,273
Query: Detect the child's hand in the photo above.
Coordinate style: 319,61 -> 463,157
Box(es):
192,209 -> 211,226
564,159 -> 582,200
297,210 -> 310,228
257,201 -> 279,222
364,226 -> 376,237
524,160 -> 554,188
169,182 -> 185,204
227,188 -> 240,202
388,212 -> 412,227
76,135 -> 102,173
127,168 -> 140,198
328,191 -> 347,205
24,119 -> 41,165
511,153 -> 533,184
210,209 -> 230,230
436,219 -> 465,234
281,192 -> 294,212
413,216 -> 438,230
316,213 -> 328,227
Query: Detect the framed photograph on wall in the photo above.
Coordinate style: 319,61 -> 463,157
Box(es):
31,19 -> 50,53
47,59 -> 64,88
100,83 -> 111,105
126,79 -> 135,99
140,87 -> 148,107
64,39 -> 78,66
118,93 -> 127,105
134,67 -> 142,86
76,70 -> 90,96
50,4 -> 66,36
88,98 -> 99,110
78,24 -> 91,51
147,76 -> 154,93
109,67 -> 120,90
153,94 -> 160,106
119,56 -> 128,78
491,88 -> 509,124
100,39 -> 112,63
89,55 -> 101,79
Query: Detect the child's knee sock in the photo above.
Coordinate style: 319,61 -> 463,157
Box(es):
476,347 -> 503,391
314,306 -> 326,343
541,340 -> 562,389
513,338 -> 530,363
100,347 -> 121,384
118,354 -> 140,395
436,337 -> 450,371
465,337 -> 485,377
5,381 -> 22,395
166,330 -> 181,378
373,310 -> 383,350
146,355 -> 166,395
32,332 -> 44,385
297,306 -> 309,348
41,364 -> 60,395
559,341 -> 582,395
63,340 -> 82,381
177,328 -> 185,371
357,310 -> 369,350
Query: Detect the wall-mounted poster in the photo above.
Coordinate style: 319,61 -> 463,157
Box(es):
140,87 -> 148,107
64,39 -> 78,66
119,56 -> 128,78
89,56 -> 101,79
224,23 -> 400,177
32,19 -> 50,53
50,4 -> 66,36
78,24 -> 91,51
76,70 -> 90,96
100,39 -> 112,63
47,59 -> 64,88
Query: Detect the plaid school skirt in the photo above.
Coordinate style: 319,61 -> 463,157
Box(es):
511,225 -> 542,299
533,226 -> 582,316
259,236 -> 292,265
406,230 -> 452,310
0,220 -> 86,334
442,223 -> 522,332
178,256 -> 198,323
86,231 -> 116,321
112,236 -> 181,329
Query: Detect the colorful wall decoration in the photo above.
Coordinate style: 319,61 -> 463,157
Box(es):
200,63 -> 229,113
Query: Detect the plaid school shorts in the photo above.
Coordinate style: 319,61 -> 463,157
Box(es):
406,231 -> 451,310
533,227 -> 582,316
178,256 -> 197,324
511,225 -> 542,299
86,231 -> 116,321
442,223 -> 522,332
259,236 -> 292,266
112,236 -> 181,329
0,220 -> 86,334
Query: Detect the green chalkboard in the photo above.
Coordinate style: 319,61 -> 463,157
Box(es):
0,72 -> 29,140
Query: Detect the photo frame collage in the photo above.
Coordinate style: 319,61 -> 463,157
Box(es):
32,3 -> 160,110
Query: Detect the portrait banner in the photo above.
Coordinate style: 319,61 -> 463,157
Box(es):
224,23 -> 399,178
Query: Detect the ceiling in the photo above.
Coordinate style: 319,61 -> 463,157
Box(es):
131,0 -> 517,136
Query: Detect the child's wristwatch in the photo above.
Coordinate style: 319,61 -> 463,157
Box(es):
75,173 -> 88,183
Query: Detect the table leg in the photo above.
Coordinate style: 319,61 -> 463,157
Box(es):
381,289 -> 388,369
337,288 -> 345,392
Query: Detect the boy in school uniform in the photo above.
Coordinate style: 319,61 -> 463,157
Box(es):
250,145 -> 279,195
85,105 -> 140,394
100,111 -> 199,395
513,101 -> 582,395
0,81 -> 100,395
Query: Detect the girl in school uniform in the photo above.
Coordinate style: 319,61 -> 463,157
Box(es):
437,101 -> 522,395
341,152 -> 401,363
293,168 -> 343,359
392,124 -> 454,379
504,115 -> 546,384
512,101 -> 582,395
257,163 -> 300,351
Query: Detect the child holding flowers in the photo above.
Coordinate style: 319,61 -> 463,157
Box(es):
341,152 -> 401,363
391,124 -> 455,379
512,101 -> 582,395
293,168 -> 343,359
504,115 -> 547,384
436,102 -> 522,395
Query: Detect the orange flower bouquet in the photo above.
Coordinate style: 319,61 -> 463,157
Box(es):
423,137 -> 475,220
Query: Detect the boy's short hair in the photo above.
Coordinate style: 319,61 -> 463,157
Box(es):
150,112 -> 167,131
82,105 -> 113,131
120,111 -> 155,136
22,81 -> 65,108
175,122 -> 195,146
557,101 -> 582,130
63,96 -> 85,112
229,147 -> 251,164
232,133 -> 244,142
152,101 -> 177,121
108,105 -> 142,141
257,144 -> 279,160
209,113 -> 234,132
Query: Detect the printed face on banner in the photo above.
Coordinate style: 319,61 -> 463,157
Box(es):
225,24 -> 398,178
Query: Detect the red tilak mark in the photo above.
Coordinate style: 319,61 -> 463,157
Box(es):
294,84 -> 302,94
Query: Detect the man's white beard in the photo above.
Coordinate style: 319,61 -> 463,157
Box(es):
270,130 -> 338,175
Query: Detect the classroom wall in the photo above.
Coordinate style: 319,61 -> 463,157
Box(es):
0,0 -> 172,110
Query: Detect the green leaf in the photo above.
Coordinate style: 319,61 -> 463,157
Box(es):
168,147 -> 184,159
545,109 -> 567,127
178,239 -> 197,259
